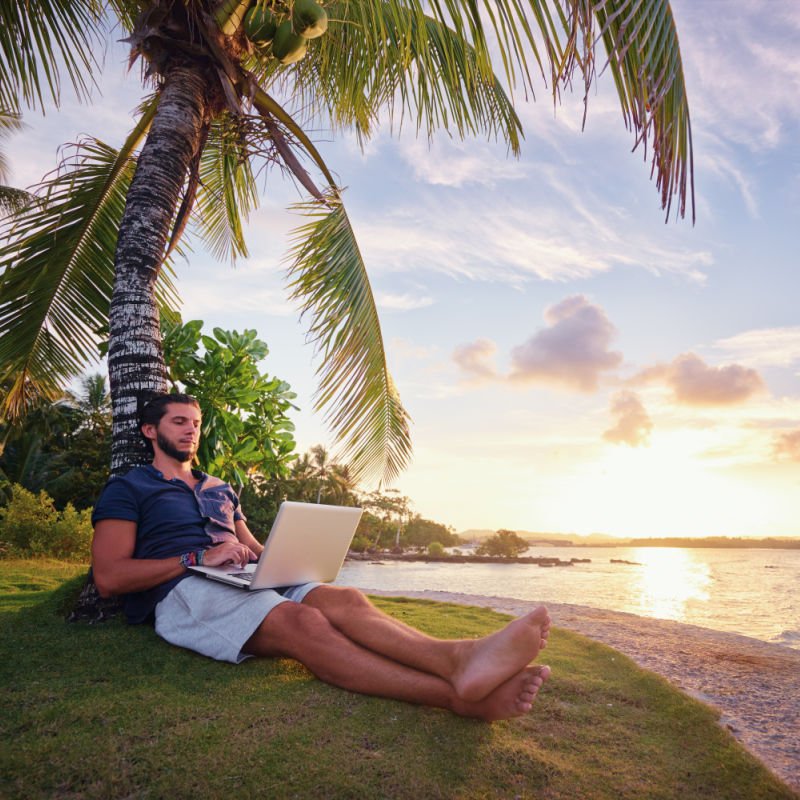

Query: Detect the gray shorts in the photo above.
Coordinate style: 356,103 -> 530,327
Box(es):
154,576 -> 320,664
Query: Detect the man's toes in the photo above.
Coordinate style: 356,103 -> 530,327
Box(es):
519,688 -> 536,703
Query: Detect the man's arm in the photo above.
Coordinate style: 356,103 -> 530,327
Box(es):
92,519 -> 185,597
92,519 -> 258,597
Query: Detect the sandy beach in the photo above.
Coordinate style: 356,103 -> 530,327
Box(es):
364,588 -> 800,793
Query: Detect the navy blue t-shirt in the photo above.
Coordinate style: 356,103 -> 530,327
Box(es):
92,465 -> 245,624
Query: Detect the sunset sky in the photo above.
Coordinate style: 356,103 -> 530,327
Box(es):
6,0 -> 799,537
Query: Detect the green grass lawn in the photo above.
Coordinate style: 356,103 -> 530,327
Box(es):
1,560 -> 796,800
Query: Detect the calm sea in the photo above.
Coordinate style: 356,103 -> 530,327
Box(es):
337,546 -> 800,650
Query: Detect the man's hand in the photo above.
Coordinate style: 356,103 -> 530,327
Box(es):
203,541 -> 258,568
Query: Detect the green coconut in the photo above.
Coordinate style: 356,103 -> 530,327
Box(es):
272,20 -> 308,63
292,0 -> 327,38
244,5 -> 278,43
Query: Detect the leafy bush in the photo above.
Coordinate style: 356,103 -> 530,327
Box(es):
0,484 -> 92,561
349,534 -> 371,554
476,529 -> 529,558
427,541 -> 445,556
47,504 -> 93,561
162,318 -> 298,490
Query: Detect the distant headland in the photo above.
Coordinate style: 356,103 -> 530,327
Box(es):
457,531 -> 800,549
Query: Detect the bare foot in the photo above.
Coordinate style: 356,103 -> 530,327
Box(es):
454,665 -> 551,722
452,606 -> 550,702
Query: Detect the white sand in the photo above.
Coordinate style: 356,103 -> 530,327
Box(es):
364,588 -> 800,792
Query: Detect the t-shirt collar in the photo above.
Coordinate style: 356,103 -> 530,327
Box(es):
145,463 -> 207,486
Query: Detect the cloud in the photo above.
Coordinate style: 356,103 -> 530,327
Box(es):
713,326 -> 800,368
700,146 -> 761,218
603,391 -> 653,447
351,172 -> 712,285
398,135 -> 526,188
453,339 -> 499,383
636,353 -> 766,406
673,0 -> 800,152
377,292 -> 434,311
509,295 -> 623,392
773,429 -> 800,462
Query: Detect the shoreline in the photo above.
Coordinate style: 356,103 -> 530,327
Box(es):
362,587 -> 800,793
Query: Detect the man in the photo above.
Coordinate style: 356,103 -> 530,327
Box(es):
92,393 -> 552,722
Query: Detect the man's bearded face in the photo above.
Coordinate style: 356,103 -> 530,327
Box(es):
156,428 -> 198,463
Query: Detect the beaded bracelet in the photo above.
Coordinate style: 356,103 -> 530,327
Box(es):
179,550 -> 205,569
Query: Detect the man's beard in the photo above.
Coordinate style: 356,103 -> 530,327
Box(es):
156,431 -> 196,463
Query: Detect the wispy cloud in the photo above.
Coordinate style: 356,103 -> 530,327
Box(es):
603,391 -> 653,447
774,429 -> 800,461
699,143 -> 761,218
453,339 -> 498,384
377,292 -> 434,311
713,326 -> 800,368
179,282 -> 292,316
674,0 -> 800,152
398,136 -> 526,188
353,190 -> 712,285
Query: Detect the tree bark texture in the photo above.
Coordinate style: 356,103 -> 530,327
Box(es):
108,61 -> 210,474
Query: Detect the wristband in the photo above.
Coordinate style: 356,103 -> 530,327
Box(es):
179,551 -> 201,569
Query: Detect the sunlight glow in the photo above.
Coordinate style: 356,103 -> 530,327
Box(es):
631,547 -> 711,621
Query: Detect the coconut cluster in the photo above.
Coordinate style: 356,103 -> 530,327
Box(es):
244,0 -> 328,64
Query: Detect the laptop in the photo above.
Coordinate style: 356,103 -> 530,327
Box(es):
189,501 -> 363,590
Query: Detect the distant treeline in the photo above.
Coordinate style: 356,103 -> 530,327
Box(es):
618,537 -> 800,549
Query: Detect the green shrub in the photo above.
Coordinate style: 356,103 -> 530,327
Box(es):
349,535 -> 371,553
476,529 -> 529,558
47,504 -> 93,561
0,484 -> 57,555
427,541 -> 445,556
0,484 -> 91,561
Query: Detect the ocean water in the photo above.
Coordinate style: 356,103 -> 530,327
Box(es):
336,546 -> 800,650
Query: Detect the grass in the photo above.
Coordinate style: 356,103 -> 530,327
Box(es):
1,559 -> 797,800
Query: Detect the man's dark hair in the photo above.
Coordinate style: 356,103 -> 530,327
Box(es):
139,393 -> 200,455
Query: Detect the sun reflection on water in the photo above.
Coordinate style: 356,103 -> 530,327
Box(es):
630,548 -> 712,622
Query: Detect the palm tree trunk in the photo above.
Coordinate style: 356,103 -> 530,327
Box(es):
108,62 -> 210,475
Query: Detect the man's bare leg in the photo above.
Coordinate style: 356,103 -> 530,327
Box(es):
242,601 -> 551,721
303,585 -> 550,702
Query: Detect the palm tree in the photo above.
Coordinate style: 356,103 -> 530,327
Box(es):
0,373 -> 112,507
0,109 -> 34,216
310,444 -> 331,503
307,444 -> 358,504
326,462 -> 357,506
0,0 -> 694,485
65,374 -> 112,430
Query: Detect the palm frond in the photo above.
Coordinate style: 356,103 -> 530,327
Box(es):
0,103 -> 178,419
286,200 -> 412,485
250,87 -> 338,197
263,1 -> 525,153
269,0 -> 691,218
194,114 -> 260,263
0,187 -> 36,217
0,0 -> 106,113
0,108 -> 25,183
561,0 -> 694,221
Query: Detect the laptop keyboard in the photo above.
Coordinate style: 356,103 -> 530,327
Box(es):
232,572 -> 254,581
